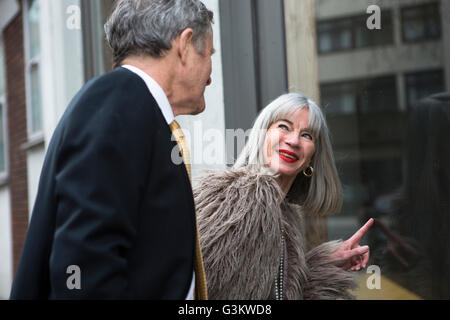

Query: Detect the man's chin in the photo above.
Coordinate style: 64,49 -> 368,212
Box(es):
191,104 -> 206,115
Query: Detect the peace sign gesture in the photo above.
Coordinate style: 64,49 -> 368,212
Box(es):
330,218 -> 374,271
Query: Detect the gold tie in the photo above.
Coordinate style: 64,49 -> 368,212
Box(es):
169,120 -> 208,300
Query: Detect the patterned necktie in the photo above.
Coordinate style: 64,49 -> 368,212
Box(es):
169,120 -> 208,300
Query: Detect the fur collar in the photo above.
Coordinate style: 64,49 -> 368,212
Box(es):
194,167 -> 356,300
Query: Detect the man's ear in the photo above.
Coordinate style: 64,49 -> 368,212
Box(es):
177,28 -> 194,64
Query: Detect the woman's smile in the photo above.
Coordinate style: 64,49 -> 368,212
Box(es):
278,149 -> 299,163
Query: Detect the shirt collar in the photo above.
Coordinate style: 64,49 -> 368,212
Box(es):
121,65 -> 175,125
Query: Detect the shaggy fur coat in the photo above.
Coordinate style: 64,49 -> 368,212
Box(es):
193,167 -> 357,300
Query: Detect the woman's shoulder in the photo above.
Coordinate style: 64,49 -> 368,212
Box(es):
193,166 -> 281,194
193,166 -> 285,220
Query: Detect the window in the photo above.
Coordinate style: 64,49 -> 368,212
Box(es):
401,2 -> 441,43
354,12 -> 394,49
321,81 -> 356,115
23,0 -> 43,136
0,39 -> 7,177
317,11 -> 393,54
405,69 -> 444,107
320,75 -> 398,115
358,76 -> 398,114
313,0 -> 450,299
317,19 -> 352,53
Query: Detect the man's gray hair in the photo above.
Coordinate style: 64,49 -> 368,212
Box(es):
105,0 -> 214,68
234,93 -> 343,216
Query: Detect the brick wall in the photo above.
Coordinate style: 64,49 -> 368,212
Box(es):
3,6 -> 29,275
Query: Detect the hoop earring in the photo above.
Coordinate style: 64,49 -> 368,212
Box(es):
303,166 -> 314,178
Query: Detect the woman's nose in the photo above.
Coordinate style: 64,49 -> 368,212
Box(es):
284,132 -> 300,147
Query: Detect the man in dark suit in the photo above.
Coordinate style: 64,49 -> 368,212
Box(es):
10,0 -> 214,299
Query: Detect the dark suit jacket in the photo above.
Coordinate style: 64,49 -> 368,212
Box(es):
10,67 -> 196,299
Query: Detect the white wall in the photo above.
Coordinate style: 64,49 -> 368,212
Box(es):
0,187 -> 12,299
177,0 -> 227,179
25,0 -> 84,217
40,0 -> 84,147
27,147 -> 45,217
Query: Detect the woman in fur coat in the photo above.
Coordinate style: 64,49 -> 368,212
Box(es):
194,93 -> 374,300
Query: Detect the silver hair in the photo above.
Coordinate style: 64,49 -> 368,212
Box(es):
234,93 -> 343,216
104,0 -> 214,68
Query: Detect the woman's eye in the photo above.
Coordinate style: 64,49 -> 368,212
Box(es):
278,124 -> 289,131
302,133 -> 313,140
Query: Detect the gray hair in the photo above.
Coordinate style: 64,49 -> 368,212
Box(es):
105,0 -> 214,68
234,93 -> 343,216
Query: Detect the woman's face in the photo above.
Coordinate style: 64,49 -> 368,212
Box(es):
263,108 -> 316,181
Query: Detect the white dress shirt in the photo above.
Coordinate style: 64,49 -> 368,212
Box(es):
121,65 -> 196,300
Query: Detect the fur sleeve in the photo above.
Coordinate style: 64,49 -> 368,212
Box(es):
194,169 -> 284,300
303,240 -> 357,300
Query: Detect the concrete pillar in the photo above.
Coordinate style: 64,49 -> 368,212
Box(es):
284,0 -> 320,103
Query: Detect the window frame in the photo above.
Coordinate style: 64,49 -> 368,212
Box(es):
23,0 -> 44,140
320,74 -> 399,116
400,2 -> 442,44
404,69 -> 445,108
317,10 -> 394,55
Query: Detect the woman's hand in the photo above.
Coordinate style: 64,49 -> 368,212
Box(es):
331,218 -> 374,271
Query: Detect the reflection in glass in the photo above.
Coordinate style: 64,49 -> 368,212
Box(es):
402,2 -> 441,42
354,12 -> 394,48
406,70 -> 444,107
367,93 -> 450,299
317,11 -> 393,54
315,0 -> 449,299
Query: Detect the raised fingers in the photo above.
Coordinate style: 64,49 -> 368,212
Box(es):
348,218 -> 374,246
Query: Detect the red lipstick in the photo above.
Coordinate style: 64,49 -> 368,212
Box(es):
278,149 -> 299,163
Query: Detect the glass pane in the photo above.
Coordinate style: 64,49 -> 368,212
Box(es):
402,6 -> 421,19
426,18 -> 441,38
27,0 -> 41,59
406,70 -> 444,107
403,20 -> 425,41
402,3 -> 441,42
314,0 -> 449,300
321,82 -> 356,115
336,29 -> 352,50
30,65 -> 42,133
317,19 -> 352,52
359,76 -> 398,114
0,103 -> 5,173
319,33 -> 333,53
